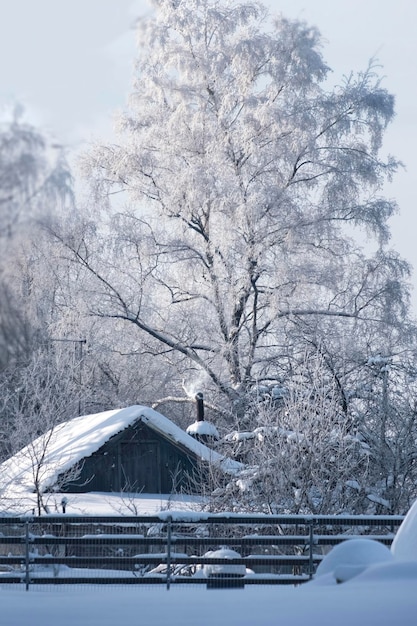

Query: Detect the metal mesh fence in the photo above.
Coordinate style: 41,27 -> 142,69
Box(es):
0,513 -> 404,590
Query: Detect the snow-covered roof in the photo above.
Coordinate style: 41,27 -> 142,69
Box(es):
0,405 -> 242,504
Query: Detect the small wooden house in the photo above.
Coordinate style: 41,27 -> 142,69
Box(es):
0,406 -> 241,500
61,409 -> 211,494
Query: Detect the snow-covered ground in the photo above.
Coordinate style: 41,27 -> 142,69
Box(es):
38,491 -> 205,516
3,498 -> 417,625
1,571 -> 416,626
3,478 -> 417,624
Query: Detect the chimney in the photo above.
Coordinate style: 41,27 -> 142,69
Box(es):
187,392 -> 219,444
196,392 -> 204,422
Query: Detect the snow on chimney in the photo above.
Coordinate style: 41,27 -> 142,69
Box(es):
186,392 -> 219,443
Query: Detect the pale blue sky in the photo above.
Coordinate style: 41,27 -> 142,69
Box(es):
1,0 -> 416,304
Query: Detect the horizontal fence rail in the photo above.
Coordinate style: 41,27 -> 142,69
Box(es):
0,513 -> 404,590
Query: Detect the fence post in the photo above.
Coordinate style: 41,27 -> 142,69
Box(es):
166,516 -> 172,591
24,520 -> 30,591
308,519 -> 315,580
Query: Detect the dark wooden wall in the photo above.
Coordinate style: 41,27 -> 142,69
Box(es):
60,421 -> 200,494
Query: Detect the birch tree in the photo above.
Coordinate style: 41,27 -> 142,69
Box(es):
69,0 -> 411,421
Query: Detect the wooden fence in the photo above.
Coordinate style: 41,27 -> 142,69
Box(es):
0,513 -> 404,589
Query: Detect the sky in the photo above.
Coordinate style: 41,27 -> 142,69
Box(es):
1,0 -> 417,301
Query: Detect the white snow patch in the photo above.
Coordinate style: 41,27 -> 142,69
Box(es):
224,431 -> 256,443
352,560 -> 417,583
315,538 -> 392,583
186,420 -> 219,439
391,498 -> 417,561
345,480 -> 361,491
366,493 -> 391,509
203,548 -> 246,577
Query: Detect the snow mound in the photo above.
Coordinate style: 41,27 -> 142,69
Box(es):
391,499 -> 417,561
203,548 -> 246,577
351,560 -> 417,583
186,420 -> 219,439
315,538 -> 392,583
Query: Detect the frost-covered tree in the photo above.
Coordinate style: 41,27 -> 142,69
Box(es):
347,349 -> 417,514
0,105 -> 71,249
0,347 -> 87,513
212,349 -> 417,515
0,106 -> 73,369
209,352 -> 371,514
66,0 -> 411,427
0,106 -> 85,463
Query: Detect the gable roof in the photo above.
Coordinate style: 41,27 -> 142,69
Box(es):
0,405 -> 242,502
